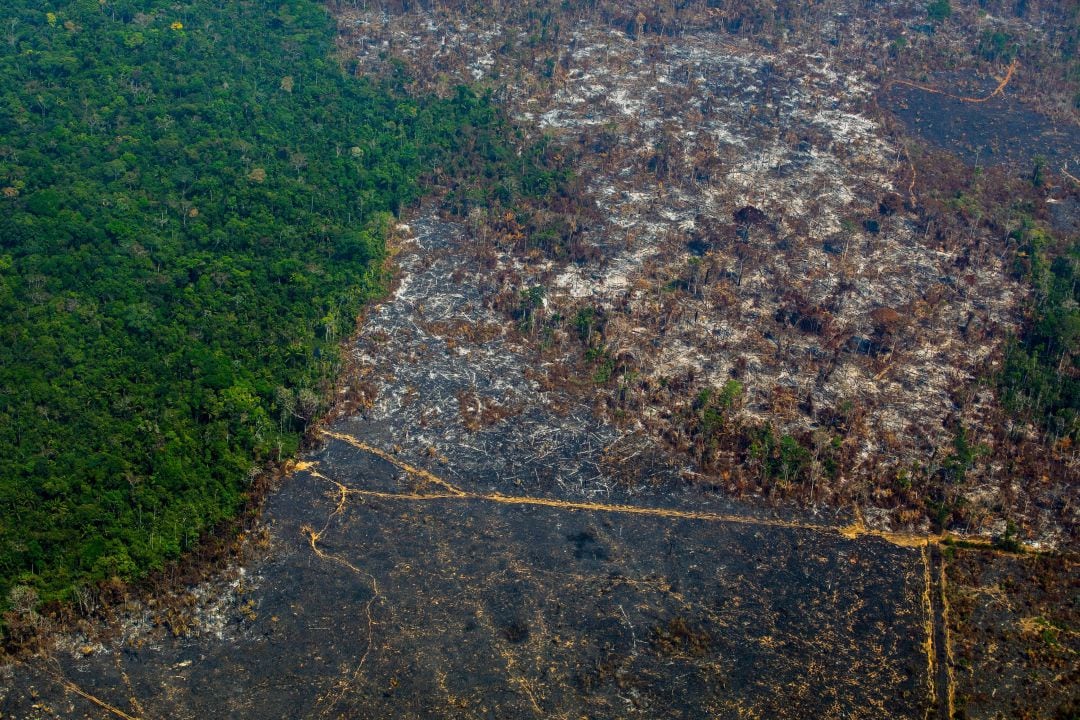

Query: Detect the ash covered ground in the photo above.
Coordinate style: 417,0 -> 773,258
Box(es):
334,1 -> 1077,545
4,217 -> 937,719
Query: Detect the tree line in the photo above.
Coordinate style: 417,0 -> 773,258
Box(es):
0,0 -> 555,611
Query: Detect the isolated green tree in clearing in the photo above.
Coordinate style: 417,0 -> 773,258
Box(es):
927,0 -> 952,22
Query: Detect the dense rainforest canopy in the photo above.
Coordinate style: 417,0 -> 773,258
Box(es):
0,0 -> 562,605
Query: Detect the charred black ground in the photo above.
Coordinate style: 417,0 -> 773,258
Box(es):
4,217 -> 938,719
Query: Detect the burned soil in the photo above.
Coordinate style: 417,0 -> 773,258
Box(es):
4,218 -> 941,719
886,78 -> 1080,170
944,548 -> 1078,719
